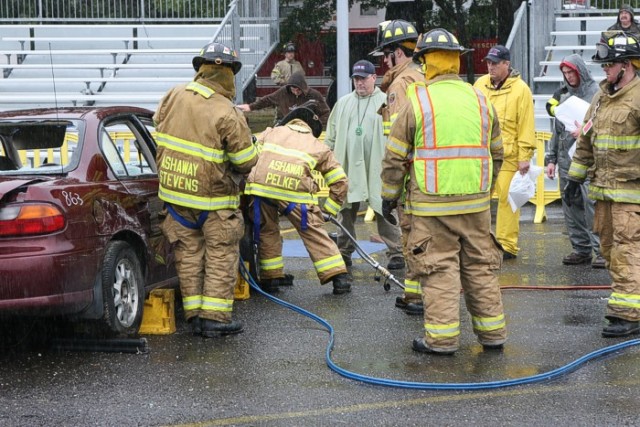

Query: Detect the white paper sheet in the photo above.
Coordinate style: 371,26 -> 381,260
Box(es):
554,96 -> 590,133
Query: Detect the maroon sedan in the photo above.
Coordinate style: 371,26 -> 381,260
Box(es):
0,106 -> 177,336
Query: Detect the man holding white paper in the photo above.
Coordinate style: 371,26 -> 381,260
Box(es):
544,54 -> 603,268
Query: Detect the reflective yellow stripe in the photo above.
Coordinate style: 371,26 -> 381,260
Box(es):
186,81 -> 215,98
385,136 -> 411,157
425,321 -> 460,338
260,256 -> 284,271
609,292 -> 640,309
382,182 -> 403,200
228,144 -> 258,166
201,296 -> 233,312
472,314 -> 506,331
159,186 -> 239,211
593,135 -> 640,150
568,162 -> 588,180
324,167 -> 346,185
404,279 -> 422,295
314,254 -> 345,273
406,195 -> 490,216
262,142 -> 317,169
589,186 -> 640,204
182,295 -> 203,311
244,182 -> 317,205
382,120 -> 391,136
157,132 -> 226,163
323,198 -> 341,216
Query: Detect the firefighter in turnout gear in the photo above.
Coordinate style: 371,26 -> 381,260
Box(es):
271,42 -> 305,87
567,31 -> 640,337
245,102 -> 351,295
155,42 -> 258,338
381,29 -> 506,355
371,19 -> 426,314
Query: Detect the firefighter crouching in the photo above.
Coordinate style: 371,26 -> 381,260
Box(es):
155,42 -> 258,338
381,29 -> 506,355
244,102 -> 352,295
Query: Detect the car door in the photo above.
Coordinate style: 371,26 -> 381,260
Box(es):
99,113 -> 176,288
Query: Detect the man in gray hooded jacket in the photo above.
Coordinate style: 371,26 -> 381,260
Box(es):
544,54 -> 603,268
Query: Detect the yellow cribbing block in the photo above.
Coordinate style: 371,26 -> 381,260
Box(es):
139,289 -> 176,335
234,262 -> 251,300
364,207 -> 375,222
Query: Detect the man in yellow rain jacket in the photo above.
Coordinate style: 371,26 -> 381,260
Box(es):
474,45 -> 535,260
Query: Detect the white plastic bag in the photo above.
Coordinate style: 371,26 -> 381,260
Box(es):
507,165 -> 543,212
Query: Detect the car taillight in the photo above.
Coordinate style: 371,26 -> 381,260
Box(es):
0,203 -> 66,237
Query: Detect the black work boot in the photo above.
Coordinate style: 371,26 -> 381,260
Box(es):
281,273 -> 295,286
259,278 -> 281,294
412,338 -> 457,355
189,316 -> 202,336
201,319 -> 244,337
403,302 -> 424,315
332,273 -> 352,295
602,317 -> 640,337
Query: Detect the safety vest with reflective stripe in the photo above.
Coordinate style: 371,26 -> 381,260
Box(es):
409,80 -> 493,197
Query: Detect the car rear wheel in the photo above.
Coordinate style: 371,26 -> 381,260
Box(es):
101,241 -> 144,336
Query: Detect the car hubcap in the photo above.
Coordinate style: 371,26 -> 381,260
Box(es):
113,258 -> 139,328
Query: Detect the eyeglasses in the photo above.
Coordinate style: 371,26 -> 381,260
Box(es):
383,50 -> 394,58
601,62 -> 617,68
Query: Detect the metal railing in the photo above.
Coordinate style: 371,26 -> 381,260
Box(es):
0,0 -> 232,23
563,0 -> 640,10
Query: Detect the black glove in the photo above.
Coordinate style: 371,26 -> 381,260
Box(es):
562,179 -> 582,207
382,199 -> 398,226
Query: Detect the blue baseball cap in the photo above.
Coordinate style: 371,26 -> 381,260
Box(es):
351,60 -> 376,77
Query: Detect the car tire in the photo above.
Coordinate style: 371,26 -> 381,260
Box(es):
101,241 -> 145,336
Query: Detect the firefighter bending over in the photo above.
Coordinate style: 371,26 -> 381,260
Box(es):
244,102 -> 352,295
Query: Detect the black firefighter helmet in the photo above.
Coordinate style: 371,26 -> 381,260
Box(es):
192,42 -> 242,74
277,101 -> 323,138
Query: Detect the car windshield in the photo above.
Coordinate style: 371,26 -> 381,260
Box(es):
0,119 -> 83,175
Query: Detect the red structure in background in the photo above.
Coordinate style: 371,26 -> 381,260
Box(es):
460,38 -> 499,76
254,30 -> 387,98
254,34 -> 498,99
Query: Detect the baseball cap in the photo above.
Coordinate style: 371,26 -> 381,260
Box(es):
484,45 -> 510,62
351,60 -> 376,78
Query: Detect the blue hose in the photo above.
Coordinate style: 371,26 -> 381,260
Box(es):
239,261 -> 640,390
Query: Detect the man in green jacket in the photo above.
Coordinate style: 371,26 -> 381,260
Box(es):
324,60 -> 404,270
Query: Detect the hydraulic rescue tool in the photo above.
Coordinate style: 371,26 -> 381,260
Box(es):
323,214 -> 404,291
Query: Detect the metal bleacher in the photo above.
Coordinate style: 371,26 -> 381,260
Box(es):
0,0 -> 279,110
532,12 -> 621,133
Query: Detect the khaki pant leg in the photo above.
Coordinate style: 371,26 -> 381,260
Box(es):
495,169 -> 520,255
170,212 -> 206,321
286,203 -> 347,283
457,210 -> 507,343
251,200 -> 284,280
407,215 -> 462,350
596,202 -> 640,321
399,205 -> 421,303
200,209 -> 244,323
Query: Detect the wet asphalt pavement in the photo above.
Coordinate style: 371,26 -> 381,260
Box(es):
1,201 -> 639,427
